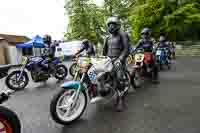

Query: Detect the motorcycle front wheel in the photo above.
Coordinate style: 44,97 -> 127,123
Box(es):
6,71 -> 29,91
0,106 -> 21,133
50,89 -> 87,125
131,69 -> 143,88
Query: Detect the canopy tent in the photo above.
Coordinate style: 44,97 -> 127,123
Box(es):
16,35 -> 44,48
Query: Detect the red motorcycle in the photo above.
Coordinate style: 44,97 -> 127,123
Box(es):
131,48 -> 156,88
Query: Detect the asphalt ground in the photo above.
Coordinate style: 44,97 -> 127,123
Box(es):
1,56 -> 200,133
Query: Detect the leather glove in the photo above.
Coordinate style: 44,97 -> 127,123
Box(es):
114,58 -> 122,67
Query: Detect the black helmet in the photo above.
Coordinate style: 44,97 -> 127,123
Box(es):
82,39 -> 89,49
106,16 -> 121,33
43,34 -> 52,45
82,39 -> 89,44
141,28 -> 151,35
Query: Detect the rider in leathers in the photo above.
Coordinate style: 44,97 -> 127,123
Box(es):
135,28 -> 159,82
75,39 -> 95,57
157,35 -> 171,60
103,16 -> 129,112
41,35 -> 56,70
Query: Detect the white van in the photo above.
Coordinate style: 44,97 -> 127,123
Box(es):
55,40 -> 86,57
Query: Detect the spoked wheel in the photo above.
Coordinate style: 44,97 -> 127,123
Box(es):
55,65 -> 68,80
50,89 -> 87,125
166,60 -> 171,70
0,118 -> 12,133
126,55 -> 133,66
132,70 -> 143,88
69,63 -> 78,78
118,71 -> 131,93
5,71 -> 29,91
0,106 -> 21,133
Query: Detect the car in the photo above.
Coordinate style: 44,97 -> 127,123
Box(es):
55,40 -> 86,59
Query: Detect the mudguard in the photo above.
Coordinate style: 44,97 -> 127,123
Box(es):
61,81 -> 85,90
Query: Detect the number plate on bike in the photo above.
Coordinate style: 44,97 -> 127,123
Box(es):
87,66 -> 97,81
156,50 -> 162,55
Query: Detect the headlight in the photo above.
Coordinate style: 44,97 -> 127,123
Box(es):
21,56 -> 28,65
80,64 -> 89,73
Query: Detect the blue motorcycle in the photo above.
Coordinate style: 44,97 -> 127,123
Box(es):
5,55 -> 68,91
156,48 -> 171,70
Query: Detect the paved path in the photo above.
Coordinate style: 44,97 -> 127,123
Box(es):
1,57 -> 200,133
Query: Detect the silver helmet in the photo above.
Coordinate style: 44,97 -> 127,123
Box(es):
106,16 -> 121,33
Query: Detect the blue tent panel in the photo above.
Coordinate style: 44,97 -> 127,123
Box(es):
16,35 -> 44,48
16,42 -> 32,48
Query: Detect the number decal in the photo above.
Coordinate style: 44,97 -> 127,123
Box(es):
87,67 -> 97,81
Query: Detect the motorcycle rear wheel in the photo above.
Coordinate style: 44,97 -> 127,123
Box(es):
55,65 -> 68,80
0,106 -> 21,133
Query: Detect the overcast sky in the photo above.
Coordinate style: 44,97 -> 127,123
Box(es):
0,0 -> 103,40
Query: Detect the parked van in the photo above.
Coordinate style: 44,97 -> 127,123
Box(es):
55,40 -> 86,58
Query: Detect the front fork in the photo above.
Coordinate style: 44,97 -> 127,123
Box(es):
71,72 -> 86,108
17,65 -> 26,81
116,70 -> 129,97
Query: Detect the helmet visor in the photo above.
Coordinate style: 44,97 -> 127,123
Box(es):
108,23 -> 119,33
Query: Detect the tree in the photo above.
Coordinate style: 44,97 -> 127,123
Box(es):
64,0 -> 200,44
128,0 -> 200,41
64,0 -> 91,40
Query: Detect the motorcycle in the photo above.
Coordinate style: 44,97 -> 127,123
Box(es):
130,48 -> 156,86
6,55 -> 68,91
50,56 -> 130,125
130,48 -> 145,88
156,48 -> 171,70
0,66 -> 21,133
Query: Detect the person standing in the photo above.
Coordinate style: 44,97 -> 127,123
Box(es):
103,16 -> 130,112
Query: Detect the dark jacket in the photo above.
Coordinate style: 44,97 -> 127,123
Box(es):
135,38 -> 154,52
157,41 -> 169,48
78,43 -> 95,56
103,32 -> 129,61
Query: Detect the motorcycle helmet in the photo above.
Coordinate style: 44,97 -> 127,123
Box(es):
82,39 -> 89,49
106,16 -> 121,34
43,34 -> 52,45
141,28 -> 151,39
